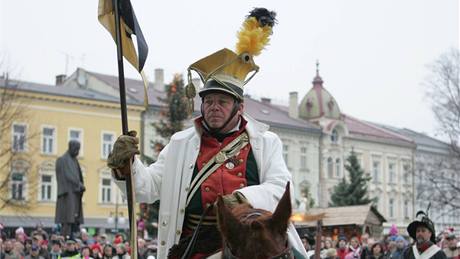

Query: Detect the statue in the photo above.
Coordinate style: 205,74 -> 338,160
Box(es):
55,140 -> 85,238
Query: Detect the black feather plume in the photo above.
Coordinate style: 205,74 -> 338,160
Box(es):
248,8 -> 277,27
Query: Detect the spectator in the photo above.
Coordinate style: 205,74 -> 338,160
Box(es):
389,236 -> 406,259
115,244 -> 130,259
345,236 -> 362,259
137,238 -> 147,259
102,244 -> 115,259
337,236 -> 349,259
25,244 -> 45,259
49,240 -> 62,259
90,243 -> 102,259
364,242 -> 386,259
1,239 -> 18,259
325,248 -> 339,259
81,246 -> 93,259
61,239 -> 80,259
443,234 -> 459,259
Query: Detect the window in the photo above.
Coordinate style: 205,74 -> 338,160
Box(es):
283,144 -> 289,165
403,164 -> 410,184
101,132 -> 115,159
372,161 -> 380,183
404,200 -> 409,219
388,163 -> 396,183
335,158 -> 341,177
11,172 -> 25,200
40,175 -> 53,201
10,161 -> 28,201
389,198 -> 395,218
101,178 -> 112,203
12,124 -> 27,152
42,127 -> 56,154
327,157 -> 333,178
300,147 -> 307,169
331,129 -> 339,143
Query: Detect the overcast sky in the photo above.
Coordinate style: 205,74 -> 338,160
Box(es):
1,0 -> 458,138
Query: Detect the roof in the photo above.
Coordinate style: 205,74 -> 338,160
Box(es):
295,204 -> 386,227
343,114 -> 415,147
0,78 -> 138,105
371,123 -> 452,154
244,97 -> 322,133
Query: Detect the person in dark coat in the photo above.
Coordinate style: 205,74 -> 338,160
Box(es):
403,210 -> 447,259
55,140 -> 85,238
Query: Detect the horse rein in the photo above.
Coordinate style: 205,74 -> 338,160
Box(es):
223,240 -> 293,259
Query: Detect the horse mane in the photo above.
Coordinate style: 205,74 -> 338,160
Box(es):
216,183 -> 292,259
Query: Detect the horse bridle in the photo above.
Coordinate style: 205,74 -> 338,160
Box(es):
222,240 -> 293,259
222,210 -> 294,259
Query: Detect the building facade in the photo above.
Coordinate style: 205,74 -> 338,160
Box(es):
0,76 -> 143,233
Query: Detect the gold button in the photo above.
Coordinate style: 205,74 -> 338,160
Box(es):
206,203 -> 211,208
202,162 -> 206,166
189,163 -> 194,169
239,183 -> 245,188
237,172 -> 243,177
239,159 -> 243,163
176,230 -> 181,235
162,221 -> 167,226
160,241 -> 166,246
205,187 -> 210,192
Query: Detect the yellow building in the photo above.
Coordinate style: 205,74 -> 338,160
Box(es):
0,76 -> 144,235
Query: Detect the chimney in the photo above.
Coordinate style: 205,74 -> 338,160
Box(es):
289,91 -> 298,118
153,68 -> 164,91
192,78 -> 202,93
55,74 -> 67,86
261,97 -> 271,104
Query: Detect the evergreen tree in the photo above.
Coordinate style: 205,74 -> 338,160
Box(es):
329,151 -> 375,207
140,74 -> 189,238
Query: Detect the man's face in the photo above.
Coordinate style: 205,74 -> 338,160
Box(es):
396,239 -> 405,249
66,243 -> 76,252
4,240 -> 13,252
416,226 -> 432,243
51,243 -> 61,253
202,93 -> 243,131
339,240 -> 346,248
104,246 -> 113,256
447,238 -> 457,249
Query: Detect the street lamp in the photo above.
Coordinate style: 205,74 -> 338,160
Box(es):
107,191 -> 126,233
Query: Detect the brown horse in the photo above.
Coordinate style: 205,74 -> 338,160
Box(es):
216,183 -> 293,259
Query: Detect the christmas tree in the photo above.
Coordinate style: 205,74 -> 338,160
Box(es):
329,151 -> 375,207
141,74 -> 189,238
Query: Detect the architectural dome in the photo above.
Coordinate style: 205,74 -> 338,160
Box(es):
299,66 -> 341,120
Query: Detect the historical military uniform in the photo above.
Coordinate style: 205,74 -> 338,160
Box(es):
403,210 -> 447,259
113,7 -> 307,259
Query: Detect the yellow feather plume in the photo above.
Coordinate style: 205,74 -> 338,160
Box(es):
236,17 -> 273,56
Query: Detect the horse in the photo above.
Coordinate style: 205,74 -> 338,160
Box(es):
215,183 -> 293,259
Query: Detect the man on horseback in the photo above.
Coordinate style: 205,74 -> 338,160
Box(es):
108,8 -> 308,259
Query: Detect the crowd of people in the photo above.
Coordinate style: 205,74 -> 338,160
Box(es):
300,232 -> 460,259
0,226 -> 157,259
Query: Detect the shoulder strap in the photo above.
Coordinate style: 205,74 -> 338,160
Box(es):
186,132 -> 249,207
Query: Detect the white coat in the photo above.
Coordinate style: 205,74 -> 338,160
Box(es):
115,113 -> 308,259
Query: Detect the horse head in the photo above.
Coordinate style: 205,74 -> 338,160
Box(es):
216,182 -> 292,259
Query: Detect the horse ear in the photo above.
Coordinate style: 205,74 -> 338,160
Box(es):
217,195 -> 243,242
270,182 -> 292,234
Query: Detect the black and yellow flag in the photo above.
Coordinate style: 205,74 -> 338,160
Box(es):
98,0 -> 149,104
